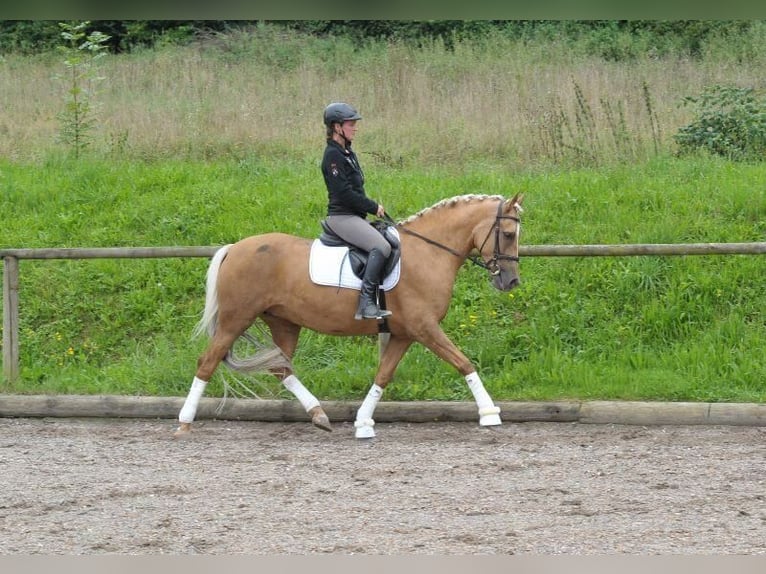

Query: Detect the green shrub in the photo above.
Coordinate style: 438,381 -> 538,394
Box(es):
674,85 -> 766,161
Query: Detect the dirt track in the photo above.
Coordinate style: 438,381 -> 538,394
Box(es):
1,417 -> 765,554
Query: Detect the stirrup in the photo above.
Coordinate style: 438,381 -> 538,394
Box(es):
355,309 -> 392,320
369,308 -> 392,320
355,304 -> 392,320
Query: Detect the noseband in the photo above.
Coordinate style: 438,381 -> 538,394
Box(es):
396,200 -> 520,277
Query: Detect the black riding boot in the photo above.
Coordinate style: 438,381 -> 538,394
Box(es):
354,248 -> 393,320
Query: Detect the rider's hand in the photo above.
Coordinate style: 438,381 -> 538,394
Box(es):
376,204 -> 386,218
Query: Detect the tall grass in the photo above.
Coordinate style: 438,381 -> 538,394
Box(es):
1,23 -> 765,166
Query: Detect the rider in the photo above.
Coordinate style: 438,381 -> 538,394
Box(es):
321,102 -> 392,321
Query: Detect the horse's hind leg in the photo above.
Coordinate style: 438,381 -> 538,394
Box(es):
173,318 -> 250,438
264,315 -> 331,432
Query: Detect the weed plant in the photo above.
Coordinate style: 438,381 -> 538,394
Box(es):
675,85 -> 766,161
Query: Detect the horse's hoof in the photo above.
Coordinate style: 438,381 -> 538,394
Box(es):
479,416 -> 502,427
312,413 -> 332,432
354,419 -> 376,439
173,422 -> 192,439
308,407 -> 332,432
479,407 -> 502,427
355,427 -> 376,439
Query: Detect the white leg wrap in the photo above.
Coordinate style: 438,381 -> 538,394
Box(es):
465,372 -> 501,426
282,374 -> 320,413
355,384 -> 383,438
179,377 -> 207,424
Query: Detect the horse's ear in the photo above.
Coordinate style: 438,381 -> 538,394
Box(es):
509,193 -> 524,210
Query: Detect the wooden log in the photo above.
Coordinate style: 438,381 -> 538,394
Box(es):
0,246 -> 220,260
0,395 -> 580,423
2,256 -> 20,382
0,395 -> 182,419
497,401 -> 582,422
707,403 -> 766,426
4,395 -> 764,427
1,242 -> 765,261
366,401 -> 583,423
520,242 -> 766,257
580,401 -> 712,425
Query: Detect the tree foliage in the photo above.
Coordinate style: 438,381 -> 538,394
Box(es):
0,20 -> 758,60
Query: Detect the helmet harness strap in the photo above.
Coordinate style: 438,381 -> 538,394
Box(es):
335,122 -> 351,146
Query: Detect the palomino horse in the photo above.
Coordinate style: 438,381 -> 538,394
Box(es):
175,193 -> 524,439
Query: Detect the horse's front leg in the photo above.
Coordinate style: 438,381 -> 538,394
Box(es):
354,335 -> 412,439
416,325 -> 502,428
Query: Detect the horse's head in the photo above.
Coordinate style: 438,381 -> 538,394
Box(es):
474,193 -> 524,291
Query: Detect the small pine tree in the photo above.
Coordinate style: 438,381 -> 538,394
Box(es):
56,21 -> 110,158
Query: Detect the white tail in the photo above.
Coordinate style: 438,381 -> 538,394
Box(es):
191,243 -> 293,376
192,244 -> 232,340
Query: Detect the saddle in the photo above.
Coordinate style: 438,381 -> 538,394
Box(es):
318,219 -> 402,280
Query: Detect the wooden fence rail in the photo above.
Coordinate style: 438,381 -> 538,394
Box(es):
2,242 -> 766,382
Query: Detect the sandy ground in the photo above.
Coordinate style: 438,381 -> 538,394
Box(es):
1,416 -> 764,555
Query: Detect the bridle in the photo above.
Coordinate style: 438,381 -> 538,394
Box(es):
476,200 -> 522,275
392,199 -> 521,277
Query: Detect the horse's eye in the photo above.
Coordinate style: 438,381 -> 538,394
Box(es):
503,231 -> 516,240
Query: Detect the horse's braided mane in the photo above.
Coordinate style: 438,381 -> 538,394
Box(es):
398,194 -> 505,225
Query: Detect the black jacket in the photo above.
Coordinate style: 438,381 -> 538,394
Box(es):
322,140 -> 378,217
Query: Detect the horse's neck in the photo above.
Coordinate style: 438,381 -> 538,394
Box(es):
404,203 -> 484,256
400,204 -> 487,278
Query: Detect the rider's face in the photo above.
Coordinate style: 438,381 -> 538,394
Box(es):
338,120 -> 358,142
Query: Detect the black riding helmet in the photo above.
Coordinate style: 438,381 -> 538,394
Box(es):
323,102 -> 362,127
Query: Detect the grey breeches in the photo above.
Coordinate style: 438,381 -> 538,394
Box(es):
325,215 -> 392,258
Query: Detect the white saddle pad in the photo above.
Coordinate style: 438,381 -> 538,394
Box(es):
309,231 -> 401,292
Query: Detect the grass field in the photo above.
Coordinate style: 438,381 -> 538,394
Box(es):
1,24 -> 766,402
2,155 -> 765,403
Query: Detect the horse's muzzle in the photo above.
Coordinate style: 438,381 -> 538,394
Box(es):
492,269 -> 520,291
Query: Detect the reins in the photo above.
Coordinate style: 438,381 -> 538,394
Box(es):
389,217 -> 463,259
383,200 -> 520,275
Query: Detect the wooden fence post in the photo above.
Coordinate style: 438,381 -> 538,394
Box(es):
3,256 -> 20,382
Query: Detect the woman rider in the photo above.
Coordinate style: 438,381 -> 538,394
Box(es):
321,102 -> 393,321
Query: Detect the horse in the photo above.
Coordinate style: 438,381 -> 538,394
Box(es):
174,192 -> 524,439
